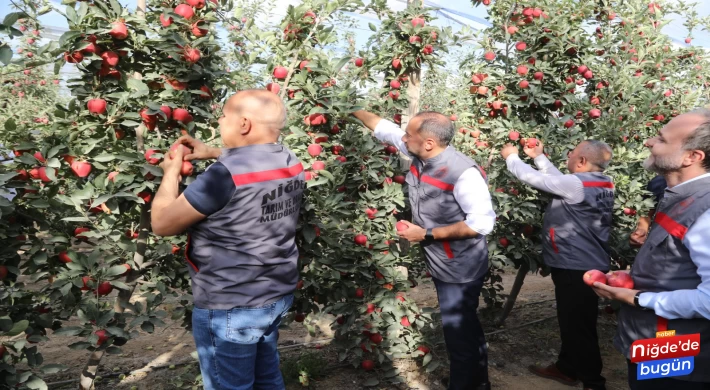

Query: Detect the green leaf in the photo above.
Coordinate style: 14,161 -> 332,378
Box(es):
422,353 -> 432,366
363,378 -> 379,386
67,341 -> 91,350
140,321 -> 154,333
106,346 -> 122,354
333,56 -> 351,74
2,12 -> 27,27
93,154 -> 117,162
52,326 -> 84,336
425,360 -> 440,373
368,22 -> 377,31
58,31 -> 82,47
40,364 -> 68,375
105,265 -> 129,277
0,46 -> 12,66
126,78 -> 149,98
4,118 -> 16,132
24,376 -> 47,390
4,320 -> 28,336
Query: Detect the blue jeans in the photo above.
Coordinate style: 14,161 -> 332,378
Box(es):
192,294 -> 294,390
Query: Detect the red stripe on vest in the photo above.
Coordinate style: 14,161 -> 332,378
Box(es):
582,181 -> 615,188
654,212 -> 688,240
476,165 -> 487,180
657,316 -> 668,332
421,175 -> 455,191
184,234 -> 199,273
232,163 -> 304,186
550,228 -> 560,253
410,165 -> 420,178
442,241 -> 454,259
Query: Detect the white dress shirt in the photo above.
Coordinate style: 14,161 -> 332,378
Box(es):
505,153 -> 585,204
639,172 -> 710,320
373,119 -> 496,235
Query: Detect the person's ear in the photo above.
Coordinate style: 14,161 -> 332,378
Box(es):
685,149 -> 705,168
425,138 -> 436,151
239,116 -> 252,136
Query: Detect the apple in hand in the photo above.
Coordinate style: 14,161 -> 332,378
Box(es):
583,269 -> 607,286
607,271 -> 634,289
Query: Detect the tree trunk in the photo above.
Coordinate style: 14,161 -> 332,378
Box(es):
494,261 -> 530,327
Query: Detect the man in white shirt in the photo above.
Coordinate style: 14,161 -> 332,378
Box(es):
353,110 -> 496,390
501,140 -> 614,390
592,109 -> 710,389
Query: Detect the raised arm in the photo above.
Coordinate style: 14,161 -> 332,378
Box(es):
352,110 -> 410,157
352,110 -> 384,131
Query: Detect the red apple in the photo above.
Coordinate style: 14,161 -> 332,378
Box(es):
95,330 -> 109,345
355,288 -> 364,298
369,333 -> 382,344
400,316 -> 411,327
484,51 -> 495,61
389,80 -> 401,89
393,175 -> 405,184
583,270 -> 607,286
180,161 -> 194,176
312,161 -> 325,171
71,161 -> 92,178
144,149 -> 161,165
396,221 -> 408,232
411,17 -> 425,28
515,41 -> 527,51
294,313 -> 305,322
174,4 -> 195,19
307,144 -> 322,157
355,58 -> 364,67
589,109 -> 602,119
266,83 -> 280,94
96,281 -> 112,296
417,345 -> 430,355
273,66 -> 288,79
516,65 -> 529,75
499,237 -> 510,247
519,80 -> 529,89
607,271 -> 634,289
508,131 -> 520,141
172,108 -> 193,123
87,98 -> 107,115
354,234 -> 367,246
533,71 -> 544,81
361,360 -> 375,371
108,21 -> 128,40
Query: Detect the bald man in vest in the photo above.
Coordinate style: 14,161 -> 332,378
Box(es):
152,90 -> 304,389
592,109 -> 710,390
501,140 -> 614,390
353,110 -> 496,390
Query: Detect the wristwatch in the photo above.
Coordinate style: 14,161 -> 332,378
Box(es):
634,291 -> 647,309
425,228 -> 434,241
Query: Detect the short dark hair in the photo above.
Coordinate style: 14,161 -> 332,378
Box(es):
413,111 -> 455,147
684,108 -> 710,171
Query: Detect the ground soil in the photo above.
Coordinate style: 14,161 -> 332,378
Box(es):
27,268 -> 630,390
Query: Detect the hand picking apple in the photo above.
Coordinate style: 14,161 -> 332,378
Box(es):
176,134 -> 222,160
500,143 -> 519,160
159,142 -> 185,179
396,220 -> 426,242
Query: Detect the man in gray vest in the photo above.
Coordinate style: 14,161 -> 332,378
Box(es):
592,109 -> 710,389
353,110 -> 496,390
152,90 -> 304,389
501,139 -> 614,390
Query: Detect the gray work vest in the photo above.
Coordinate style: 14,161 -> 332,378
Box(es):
615,175 -> 710,382
541,172 -> 614,271
186,143 -> 305,309
405,147 -> 490,283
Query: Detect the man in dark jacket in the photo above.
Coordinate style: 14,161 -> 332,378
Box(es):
152,90 -> 304,389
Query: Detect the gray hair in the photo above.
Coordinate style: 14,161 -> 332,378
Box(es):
685,108 -> 710,171
413,111 -> 455,147
581,139 -> 613,171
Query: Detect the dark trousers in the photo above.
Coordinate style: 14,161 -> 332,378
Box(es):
627,360 -> 710,390
551,267 -> 606,390
433,277 -> 489,390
